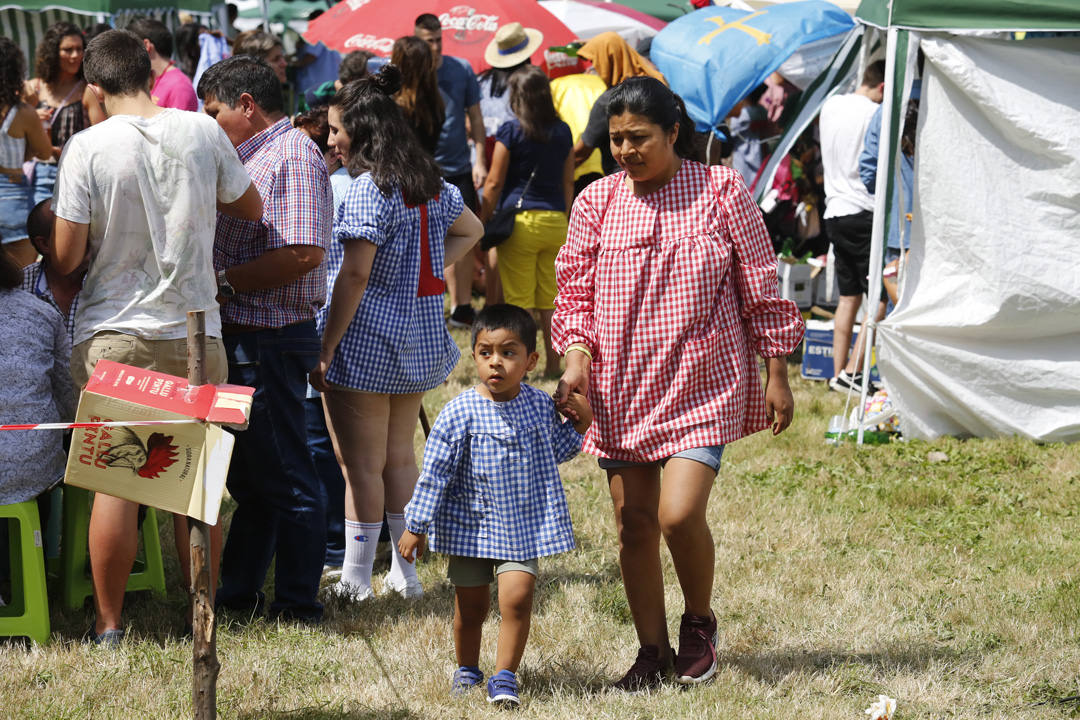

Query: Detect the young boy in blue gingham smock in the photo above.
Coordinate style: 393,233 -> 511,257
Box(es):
398,304 -> 592,708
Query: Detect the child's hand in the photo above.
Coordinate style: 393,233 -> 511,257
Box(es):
558,390 -> 593,434
398,530 -> 425,563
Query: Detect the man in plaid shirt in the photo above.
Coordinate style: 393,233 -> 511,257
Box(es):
198,56 -> 333,622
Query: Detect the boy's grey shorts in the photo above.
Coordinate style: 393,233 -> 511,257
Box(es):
447,555 -> 539,587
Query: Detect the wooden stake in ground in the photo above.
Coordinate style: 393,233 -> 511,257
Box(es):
186,311 -> 218,719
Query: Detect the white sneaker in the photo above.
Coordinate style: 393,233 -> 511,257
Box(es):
382,576 -> 424,599
321,565 -> 343,581
324,580 -> 374,603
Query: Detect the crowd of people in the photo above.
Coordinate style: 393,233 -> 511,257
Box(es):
0,11 -> 807,707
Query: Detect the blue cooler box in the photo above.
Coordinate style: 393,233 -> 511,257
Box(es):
801,319 -> 881,382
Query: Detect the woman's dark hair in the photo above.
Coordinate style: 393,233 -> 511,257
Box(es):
508,65 -> 558,143
175,22 -> 205,79
901,97 -> 920,158
478,59 -> 529,100
0,37 -> 26,112
0,248 -> 22,290
391,36 -> 445,146
330,65 -> 443,206
293,107 -> 330,153
35,22 -> 85,84
606,76 -> 697,159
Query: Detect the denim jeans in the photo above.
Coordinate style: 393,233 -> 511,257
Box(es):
305,394 -> 345,567
0,173 -> 30,244
217,321 -> 326,621
31,162 -> 57,208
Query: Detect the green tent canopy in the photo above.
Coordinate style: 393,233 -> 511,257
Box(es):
614,0 -> 698,23
1,0 -> 224,73
0,0 -> 169,11
238,0 -> 326,24
856,0 -> 1080,31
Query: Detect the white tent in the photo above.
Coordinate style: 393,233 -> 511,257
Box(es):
758,0 -> 1080,443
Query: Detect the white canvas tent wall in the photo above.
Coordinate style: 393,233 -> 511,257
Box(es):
757,0 -> 1080,443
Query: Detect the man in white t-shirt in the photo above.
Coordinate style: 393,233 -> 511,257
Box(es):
52,29 -> 262,646
819,60 -> 885,392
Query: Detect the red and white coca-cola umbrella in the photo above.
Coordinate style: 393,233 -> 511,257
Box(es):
304,0 -> 578,73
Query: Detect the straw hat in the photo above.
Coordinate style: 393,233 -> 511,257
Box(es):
484,22 -> 544,68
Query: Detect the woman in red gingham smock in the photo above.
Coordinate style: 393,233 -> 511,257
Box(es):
552,78 -> 804,691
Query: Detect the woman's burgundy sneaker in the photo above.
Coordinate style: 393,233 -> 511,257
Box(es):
613,644 -> 675,693
674,611 -> 719,684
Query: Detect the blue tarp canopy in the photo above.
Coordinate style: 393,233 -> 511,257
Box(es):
651,0 -> 853,133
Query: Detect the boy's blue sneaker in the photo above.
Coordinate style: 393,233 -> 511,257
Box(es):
451,665 -> 484,695
486,669 -> 520,707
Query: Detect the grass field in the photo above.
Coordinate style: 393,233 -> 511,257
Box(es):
3,325 -> 1079,719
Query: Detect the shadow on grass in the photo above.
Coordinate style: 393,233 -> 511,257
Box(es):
730,643 -> 971,684
520,658 -> 612,699
234,707 -> 419,720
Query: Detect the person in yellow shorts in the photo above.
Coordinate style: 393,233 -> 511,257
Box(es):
480,66 -> 574,377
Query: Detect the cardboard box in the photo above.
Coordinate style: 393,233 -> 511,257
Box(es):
813,264 -> 838,307
801,319 -> 880,383
777,259 -> 813,309
64,360 -> 254,525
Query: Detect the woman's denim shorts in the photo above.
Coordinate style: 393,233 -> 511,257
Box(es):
597,445 -> 725,473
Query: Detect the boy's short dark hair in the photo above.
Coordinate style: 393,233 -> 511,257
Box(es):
83,29 -> 152,97
414,13 -> 441,33
26,198 -> 53,249
472,304 -> 538,354
338,50 -> 372,85
862,59 -> 887,88
197,55 -> 283,114
127,17 -> 173,59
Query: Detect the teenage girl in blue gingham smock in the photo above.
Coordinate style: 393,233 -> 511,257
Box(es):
318,174 -> 463,393
311,66 -> 484,603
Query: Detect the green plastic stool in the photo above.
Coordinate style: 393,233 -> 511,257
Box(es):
60,486 -> 167,611
0,500 -> 51,645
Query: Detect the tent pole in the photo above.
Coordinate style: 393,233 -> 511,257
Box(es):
857,27 -> 906,444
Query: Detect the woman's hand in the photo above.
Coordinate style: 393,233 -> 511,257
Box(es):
764,356 -> 794,435
36,106 -> 53,124
398,530 -> 425,563
309,346 -> 335,393
554,349 -> 591,408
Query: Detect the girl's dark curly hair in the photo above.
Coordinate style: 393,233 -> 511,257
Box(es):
0,37 -> 27,111
330,64 -> 443,207
35,22 -> 85,84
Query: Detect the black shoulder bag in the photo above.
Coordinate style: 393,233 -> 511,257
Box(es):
481,164 -> 538,251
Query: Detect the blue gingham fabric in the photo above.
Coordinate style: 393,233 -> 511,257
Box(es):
405,384 -> 583,561
317,174 -> 463,393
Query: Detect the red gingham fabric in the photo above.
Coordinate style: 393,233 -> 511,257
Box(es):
552,161 -> 805,462
214,117 -> 332,328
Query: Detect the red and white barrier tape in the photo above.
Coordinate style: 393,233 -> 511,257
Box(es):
0,419 -> 199,431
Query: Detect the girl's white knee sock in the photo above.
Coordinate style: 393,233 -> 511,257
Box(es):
341,519 -> 382,593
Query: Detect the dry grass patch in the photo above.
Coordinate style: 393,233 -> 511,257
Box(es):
3,325 -> 1080,718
